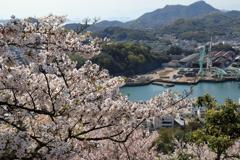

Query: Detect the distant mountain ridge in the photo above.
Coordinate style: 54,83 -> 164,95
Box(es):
92,20 -> 124,28
64,20 -> 125,32
124,1 -> 220,29
63,1 -> 240,43
64,1 -> 221,31
155,12 -> 240,42
0,18 -> 21,23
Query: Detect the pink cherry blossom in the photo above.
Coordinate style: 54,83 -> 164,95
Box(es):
0,14 -> 195,159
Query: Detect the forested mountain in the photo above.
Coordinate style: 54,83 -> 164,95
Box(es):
225,10 -> 240,17
87,20 -> 125,32
63,1 -> 240,43
124,1 -> 219,29
64,20 -> 125,32
155,12 -> 240,42
91,27 -> 157,41
89,11 -> 240,43
70,42 -> 169,76
63,23 -> 84,31
64,1 -> 220,31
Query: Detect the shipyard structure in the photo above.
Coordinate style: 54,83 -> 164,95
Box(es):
126,48 -> 240,86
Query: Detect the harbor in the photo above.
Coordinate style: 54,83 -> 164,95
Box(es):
125,67 -> 240,86
125,44 -> 240,86
120,81 -> 240,104
122,40 -> 240,104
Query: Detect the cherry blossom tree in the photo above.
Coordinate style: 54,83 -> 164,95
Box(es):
158,138 -> 240,160
0,14 -> 193,159
73,129 -> 159,160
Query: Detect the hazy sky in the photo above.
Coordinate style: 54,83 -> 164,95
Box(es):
1,0 -> 240,22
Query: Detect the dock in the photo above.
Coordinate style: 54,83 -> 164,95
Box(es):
152,82 -> 175,87
124,67 -> 240,87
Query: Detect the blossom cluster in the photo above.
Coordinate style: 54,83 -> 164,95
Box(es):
158,139 -> 240,160
0,14 -> 194,159
74,130 -> 159,160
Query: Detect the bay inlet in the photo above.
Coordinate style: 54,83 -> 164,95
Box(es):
120,81 -> 240,104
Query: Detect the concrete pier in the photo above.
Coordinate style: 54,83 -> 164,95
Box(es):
152,82 -> 175,87
125,68 -> 240,86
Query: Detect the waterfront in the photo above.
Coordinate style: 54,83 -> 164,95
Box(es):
120,81 -> 240,104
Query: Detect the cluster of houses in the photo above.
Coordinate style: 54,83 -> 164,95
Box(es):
143,99 -> 240,132
142,107 -> 205,131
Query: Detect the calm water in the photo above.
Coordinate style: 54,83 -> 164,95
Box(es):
120,81 -> 240,104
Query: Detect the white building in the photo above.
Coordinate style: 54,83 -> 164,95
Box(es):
144,108 -> 205,131
176,108 -> 196,119
152,116 -> 175,130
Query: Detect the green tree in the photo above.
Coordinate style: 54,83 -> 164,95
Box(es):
128,54 -> 140,68
185,121 -> 203,132
191,98 -> 240,160
138,54 -> 146,64
193,92 -> 217,109
103,58 -> 111,67
166,46 -> 184,55
153,127 -> 185,154
211,43 -> 235,52
83,42 -> 165,75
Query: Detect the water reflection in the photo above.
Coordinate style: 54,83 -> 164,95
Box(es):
120,81 -> 240,104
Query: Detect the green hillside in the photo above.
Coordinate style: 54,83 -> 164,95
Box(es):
154,13 -> 240,42
91,27 -> 157,41
70,42 -> 169,76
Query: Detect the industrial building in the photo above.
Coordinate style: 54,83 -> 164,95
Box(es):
232,56 -> 240,67
181,51 -> 235,68
179,53 -> 200,67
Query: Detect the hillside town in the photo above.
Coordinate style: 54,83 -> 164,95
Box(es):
153,33 -> 240,52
